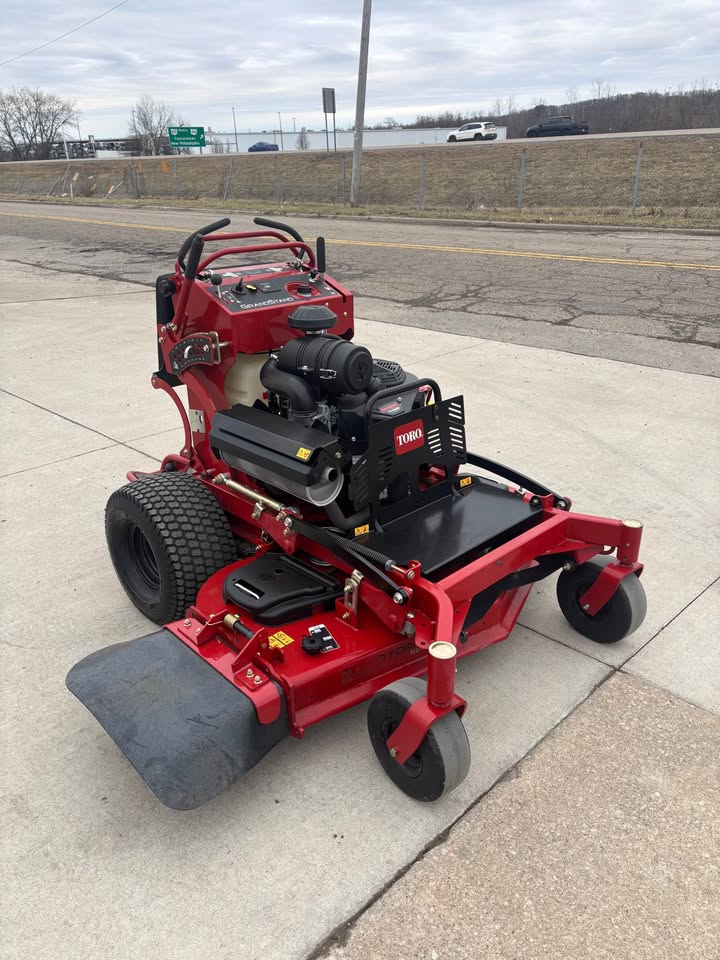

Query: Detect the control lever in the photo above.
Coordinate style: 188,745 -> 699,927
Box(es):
209,273 -> 223,297
310,236 -> 326,280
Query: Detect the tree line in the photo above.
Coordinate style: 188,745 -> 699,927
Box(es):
407,83 -> 720,136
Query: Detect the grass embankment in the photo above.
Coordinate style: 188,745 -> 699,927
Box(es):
1,135 -> 718,229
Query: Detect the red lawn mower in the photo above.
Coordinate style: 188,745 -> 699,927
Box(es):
67,217 -> 647,809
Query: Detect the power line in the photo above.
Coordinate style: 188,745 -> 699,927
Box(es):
0,0 -> 132,68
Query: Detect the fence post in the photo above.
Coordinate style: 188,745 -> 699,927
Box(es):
274,154 -> 280,202
223,159 -> 233,201
632,142 -> 644,214
417,157 -> 426,210
517,148 -> 526,210
341,156 -> 347,204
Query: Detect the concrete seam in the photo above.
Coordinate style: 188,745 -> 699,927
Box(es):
0,387 -> 122,443
621,574 -> 720,667
0,443 -> 119,479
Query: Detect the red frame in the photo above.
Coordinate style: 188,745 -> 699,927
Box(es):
141,225 -> 644,771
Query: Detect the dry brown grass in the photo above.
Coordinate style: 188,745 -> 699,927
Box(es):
1,135 -> 718,229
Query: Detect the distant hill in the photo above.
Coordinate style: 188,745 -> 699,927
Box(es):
406,85 -> 720,137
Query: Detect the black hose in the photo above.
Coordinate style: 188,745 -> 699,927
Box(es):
324,499 -> 371,532
260,357 -> 316,414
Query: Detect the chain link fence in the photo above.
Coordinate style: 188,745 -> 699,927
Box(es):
1,136 -> 717,222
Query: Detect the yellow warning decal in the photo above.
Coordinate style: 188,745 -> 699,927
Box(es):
354,523 -> 370,537
296,447 -> 312,461
459,476 -> 473,488
268,630 -> 295,649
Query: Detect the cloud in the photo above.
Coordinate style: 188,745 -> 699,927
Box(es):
0,0 -> 717,136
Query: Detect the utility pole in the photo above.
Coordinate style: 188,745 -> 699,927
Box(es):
232,107 -> 239,152
278,112 -> 284,150
350,0 -> 372,206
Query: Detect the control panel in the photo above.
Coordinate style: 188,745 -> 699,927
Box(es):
180,259 -> 354,354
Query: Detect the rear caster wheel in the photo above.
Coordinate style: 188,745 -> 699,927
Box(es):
367,677 -> 470,801
556,555 -> 646,643
106,472 -> 237,623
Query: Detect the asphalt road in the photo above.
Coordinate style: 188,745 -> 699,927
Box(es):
1,200 -> 718,375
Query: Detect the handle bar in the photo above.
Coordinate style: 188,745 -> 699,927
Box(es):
177,217 -> 231,270
253,216 -> 305,245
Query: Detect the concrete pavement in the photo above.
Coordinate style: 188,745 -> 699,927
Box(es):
319,674 -> 720,960
1,231 -> 719,960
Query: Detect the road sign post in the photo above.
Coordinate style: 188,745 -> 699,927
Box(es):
322,88 -> 336,154
167,126 -> 206,150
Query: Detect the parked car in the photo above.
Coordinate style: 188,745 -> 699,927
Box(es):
248,141 -> 279,152
525,116 -> 590,137
446,122 -> 498,142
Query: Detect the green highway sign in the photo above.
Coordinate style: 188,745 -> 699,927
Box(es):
168,126 -> 206,147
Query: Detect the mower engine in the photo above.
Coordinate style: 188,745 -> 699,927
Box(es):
211,303 -> 428,509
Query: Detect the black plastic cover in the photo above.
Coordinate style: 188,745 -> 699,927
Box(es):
223,553 -> 343,624
66,629 -> 288,810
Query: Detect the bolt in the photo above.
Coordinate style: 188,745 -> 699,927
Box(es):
261,642 -> 267,649
406,612 -> 415,621
160,325 -> 166,333
246,668 -> 254,678
393,591 -> 405,605
335,451 -> 342,460
183,618 -> 191,626
389,747 -> 398,759
406,569 -> 415,581
562,561 -> 574,572
203,344 -> 209,352
182,449 -> 189,456
582,603 -> 590,610
195,628 -> 201,636
283,517 -> 293,528
158,336 -> 164,344
253,675 -> 262,685
342,612 -> 350,621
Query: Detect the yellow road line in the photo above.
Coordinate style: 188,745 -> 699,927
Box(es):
326,238 -> 720,271
1,208 -> 718,272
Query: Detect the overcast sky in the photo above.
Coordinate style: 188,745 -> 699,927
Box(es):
1,0 -> 718,137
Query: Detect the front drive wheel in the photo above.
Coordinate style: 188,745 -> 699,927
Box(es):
556,555 -> 647,644
367,678 -> 470,801
447,135 -> 457,142
106,472 -> 237,623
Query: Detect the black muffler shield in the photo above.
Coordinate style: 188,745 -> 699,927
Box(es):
66,629 -> 288,809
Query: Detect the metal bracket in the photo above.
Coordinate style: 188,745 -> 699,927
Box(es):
188,408 -> 206,433
343,569 -> 364,616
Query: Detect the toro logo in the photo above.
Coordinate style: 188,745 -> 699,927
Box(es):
393,420 -> 425,455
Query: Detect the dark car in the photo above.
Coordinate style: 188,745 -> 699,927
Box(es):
526,116 -> 590,137
248,141 -> 279,152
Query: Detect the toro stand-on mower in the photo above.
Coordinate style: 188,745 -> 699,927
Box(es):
67,217 -> 647,810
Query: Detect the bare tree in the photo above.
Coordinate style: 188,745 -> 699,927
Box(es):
130,95 -> 183,155
565,84 -> 579,110
296,127 -> 310,150
504,95 -> 516,115
0,86 -> 77,160
491,97 -> 505,118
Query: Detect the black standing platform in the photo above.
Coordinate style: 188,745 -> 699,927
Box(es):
359,482 -> 543,576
